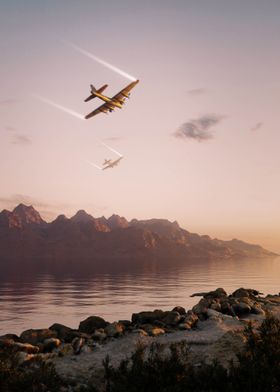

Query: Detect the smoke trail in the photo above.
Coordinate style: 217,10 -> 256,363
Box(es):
101,141 -> 123,157
33,94 -> 85,120
86,160 -> 102,170
68,42 -> 136,82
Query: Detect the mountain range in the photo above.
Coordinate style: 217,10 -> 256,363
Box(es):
0,204 -> 276,265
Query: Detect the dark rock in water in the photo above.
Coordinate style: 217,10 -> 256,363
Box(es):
132,310 -> 165,324
72,337 -> 85,355
49,323 -> 79,342
79,316 -> 108,334
232,302 -> 251,316
190,292 -> 208,298
0,334 -> 20,342
204,288 -> 227,299
231,288 -> 260,299
162,311 -> 181,326
104,322 -> 125,338
172,306 -> 186,315
20,328 -> 57,345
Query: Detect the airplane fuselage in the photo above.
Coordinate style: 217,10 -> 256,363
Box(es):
92,91 -> 123,109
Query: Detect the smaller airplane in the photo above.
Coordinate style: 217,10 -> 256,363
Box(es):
102,156 -> 123,170
84,79 -> 139,119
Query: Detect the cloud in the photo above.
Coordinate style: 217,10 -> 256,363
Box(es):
174,114 -> 225,142
187,88 -> 208,96
0,99 -> 19,106
3,126 -> 16,132
251,122 -> 263,131
11,134 -> 32,145
103,137 -> 123,142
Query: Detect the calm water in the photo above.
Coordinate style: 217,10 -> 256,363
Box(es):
0,257 -> 280,335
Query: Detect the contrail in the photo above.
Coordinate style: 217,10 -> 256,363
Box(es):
101,141 -> 123,157
86,160 -> 102,170
33,94 -> 85,120
68,42 -> 136,82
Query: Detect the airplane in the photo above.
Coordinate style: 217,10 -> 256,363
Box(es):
84,79 -> 139,119
102,156 -> 123,170
103,158 -> 111,165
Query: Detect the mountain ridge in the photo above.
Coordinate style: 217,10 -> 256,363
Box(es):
0,204 -> 277,263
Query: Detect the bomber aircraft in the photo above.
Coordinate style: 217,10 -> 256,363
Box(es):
102,156 -> 123,170
84,79 -> 139,119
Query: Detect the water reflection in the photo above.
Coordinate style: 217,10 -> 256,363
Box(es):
0,257 -> 279,334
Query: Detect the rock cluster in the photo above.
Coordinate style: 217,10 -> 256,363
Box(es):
191,287 -> 266,319
1,287 -> 279,369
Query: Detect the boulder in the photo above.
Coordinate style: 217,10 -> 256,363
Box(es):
192,298 -> 212,317
184,311 -> 199,326
43,338 -> 61,352
0,334 -> 20,342
210,302 -> 222,312
145,326 -> 165,336
132,310 -> 165,324
118,320 -> 132,328
172,306 -> 186,315
104,322 -> 125,338
231,288 -> 259,299
72,337 -> 85,355
92,329 -> 107,341
232,302 -> 251,316
15,351 -> 35,365
251,304 -> 265,315
20,329 -> 57,345
204,288 -> 227,299
131,328 -> 148,337
162,311 -> 181,326
13,342 -> 40,354
79,316 -> 108,334
49,323 -> 79,342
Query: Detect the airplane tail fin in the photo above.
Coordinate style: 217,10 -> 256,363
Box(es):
85,84 -> 108,102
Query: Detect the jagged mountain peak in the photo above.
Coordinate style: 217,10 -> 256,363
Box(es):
71,210 -> 95,223
107,214 -> 129,229
13,203 -> 45,225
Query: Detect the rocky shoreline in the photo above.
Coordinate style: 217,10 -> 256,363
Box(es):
1,287 -> 280,391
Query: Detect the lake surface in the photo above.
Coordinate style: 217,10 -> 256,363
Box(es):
0,257 -> 280,335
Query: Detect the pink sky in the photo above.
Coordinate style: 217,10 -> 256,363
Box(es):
0,1 -> 279,252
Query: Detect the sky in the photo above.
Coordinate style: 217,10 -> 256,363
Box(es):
0,0 -> 279,252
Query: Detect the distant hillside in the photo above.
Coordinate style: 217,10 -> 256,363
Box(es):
0,204 -> 277,264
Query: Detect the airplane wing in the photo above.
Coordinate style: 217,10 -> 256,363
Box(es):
85,102 -> 114,119
111,80 -> 139,105
84,94 -> 95,102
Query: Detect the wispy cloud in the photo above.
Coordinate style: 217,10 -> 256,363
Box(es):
174,114 -> 225,142
187,88 -> 208,96
3,125 -> 16,132
11,134 -> 32,145
0,99 -> 19,106
251,122 -> 263,131
103,137 -> 123,142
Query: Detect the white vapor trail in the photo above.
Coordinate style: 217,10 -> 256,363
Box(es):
33,94 -> 85,120
101,141 -> 123,157
86,160 -> 102,170
68,42 -> 136,82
